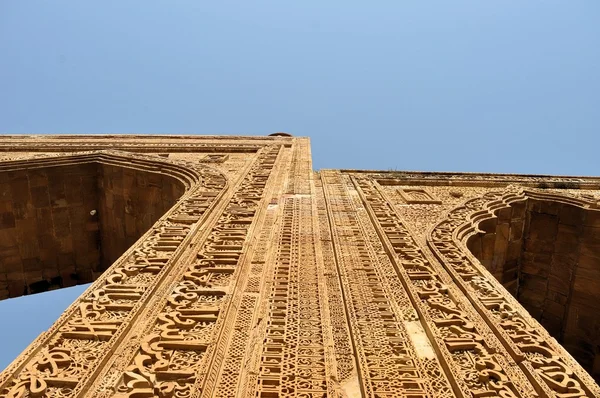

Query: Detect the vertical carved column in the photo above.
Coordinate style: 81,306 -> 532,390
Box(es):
320,170 -> 454,398
89,145 -> 283,398
209,144 -> 293,398
250,197 -> 329,397
243,139 -> 353,398
350,175 -> 538,398
312,174 -> 360,396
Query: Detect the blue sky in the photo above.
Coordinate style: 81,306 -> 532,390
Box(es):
0,1 -> 599,369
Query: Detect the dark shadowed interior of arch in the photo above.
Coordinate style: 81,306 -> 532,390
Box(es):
0,162 -> 185,299
466,198 -> 600,382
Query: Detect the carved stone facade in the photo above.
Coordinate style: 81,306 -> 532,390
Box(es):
1,135 -> 600,397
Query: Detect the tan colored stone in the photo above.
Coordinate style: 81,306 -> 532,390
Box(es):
0,135 -> 598,398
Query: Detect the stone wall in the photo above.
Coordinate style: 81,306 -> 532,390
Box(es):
467,199 -> 526,296
0,163 -> 100,298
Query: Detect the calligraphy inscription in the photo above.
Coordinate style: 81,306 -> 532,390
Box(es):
111,146 -> 281,398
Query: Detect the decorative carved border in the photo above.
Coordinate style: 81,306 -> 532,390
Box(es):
351,175 -> 535,397
0,134 -> 295,153
367,171 -> 600,190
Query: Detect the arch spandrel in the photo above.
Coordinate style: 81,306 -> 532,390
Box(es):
427,185 -> 600,397
0,150 -> 229,398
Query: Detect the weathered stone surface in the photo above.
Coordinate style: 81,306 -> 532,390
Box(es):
0,135 -> 599,397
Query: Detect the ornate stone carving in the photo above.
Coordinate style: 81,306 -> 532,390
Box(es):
0,135 -> 599,398
398,188 -> 442,204
428,186 -> 600,397
0,149 -> 228,397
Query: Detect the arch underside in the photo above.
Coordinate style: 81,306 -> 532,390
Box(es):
0,149 -> 227,300
469,195 -> 600,380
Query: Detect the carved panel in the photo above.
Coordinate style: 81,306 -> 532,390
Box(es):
398,188 -> 442,204
350,174 -> 536,397
102,145 -> 282,398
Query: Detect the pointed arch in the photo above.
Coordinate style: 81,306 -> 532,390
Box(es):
427,186 -> 600,395
0,150 -> 227,299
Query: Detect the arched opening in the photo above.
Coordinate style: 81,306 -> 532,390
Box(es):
466,198 -> 600,381
0,161 -> 185,299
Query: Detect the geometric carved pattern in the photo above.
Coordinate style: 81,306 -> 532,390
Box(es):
199,154 -> 230,163
398,188 -> 442,204
0,135 -> 599,398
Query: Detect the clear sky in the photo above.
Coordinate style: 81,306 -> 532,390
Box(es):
0,1 -> 599,370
